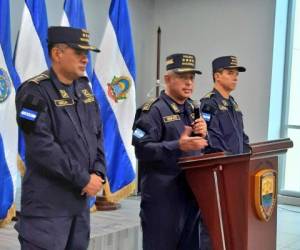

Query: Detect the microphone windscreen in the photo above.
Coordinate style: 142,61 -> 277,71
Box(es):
193,100 -> 201,120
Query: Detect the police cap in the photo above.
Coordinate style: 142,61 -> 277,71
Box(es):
212,56 -> 246,73
166,53 -> 202,74
48,26 -> 100,52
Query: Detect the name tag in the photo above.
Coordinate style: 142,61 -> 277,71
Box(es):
54,99 -> 75,107
163,115 -> 180,123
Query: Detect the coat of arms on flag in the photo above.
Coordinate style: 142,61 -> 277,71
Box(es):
0,68 -> 11,103
107,76 -> 131,103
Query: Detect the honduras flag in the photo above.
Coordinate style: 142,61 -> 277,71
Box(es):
14,0 -> 50,82
0,0 -> 21,226
92,0 -> 136,202
61,0 -> 97,209
14,0 -> 49,173
61,0 -> 93,81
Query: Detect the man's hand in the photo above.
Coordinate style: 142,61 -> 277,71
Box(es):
192,117 -> 207,137
179,126 -> 208,152
81,174 -> 104,196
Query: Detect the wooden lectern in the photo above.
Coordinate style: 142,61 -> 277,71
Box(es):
179,138 -> 293,250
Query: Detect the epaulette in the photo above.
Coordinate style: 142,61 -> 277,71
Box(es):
27,71 -> 50,85
202,91 -> 215,99
142,97 -> 158,111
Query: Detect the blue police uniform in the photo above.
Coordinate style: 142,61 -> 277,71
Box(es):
201,89 -> 250,154
15,69 -> 106,249
133,90 -> 211,250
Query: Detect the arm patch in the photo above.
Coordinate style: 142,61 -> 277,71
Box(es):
17,94 -> 47,134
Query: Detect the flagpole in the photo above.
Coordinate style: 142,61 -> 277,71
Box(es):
156,27 -> 161,98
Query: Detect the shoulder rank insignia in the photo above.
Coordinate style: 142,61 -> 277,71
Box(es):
202,91 -> 215,99
28,71 -> 50,85
142,97 -> 158,111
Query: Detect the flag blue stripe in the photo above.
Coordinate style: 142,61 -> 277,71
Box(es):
0,135 -> 14,219
91,74 -> 135,192
64,0 -> 86,28
0,0 -> 18,219
109,0 -> 136,81
0,0 -> 20,88
25,0 -> 50,67
63,0 -> 93,80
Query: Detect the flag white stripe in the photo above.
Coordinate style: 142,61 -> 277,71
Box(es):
94,20 -> 136,170
15,4 -> 48,82
0,46 -> 18,199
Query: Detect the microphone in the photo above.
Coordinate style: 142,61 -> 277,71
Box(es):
192,100 -> 202,137
192,100 -> 201,120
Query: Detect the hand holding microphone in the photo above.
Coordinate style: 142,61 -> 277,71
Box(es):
192,100 -> 207,137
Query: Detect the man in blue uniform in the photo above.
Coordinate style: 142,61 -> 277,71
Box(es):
15,27 -> 106,250
133,53 -> 211,250
200,55 -> 250,154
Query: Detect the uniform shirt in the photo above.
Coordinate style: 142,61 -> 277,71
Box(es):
132,90 -> 199,169
16,69 -> 106,217
132,91 -> 205,248
200,89 -> 250,154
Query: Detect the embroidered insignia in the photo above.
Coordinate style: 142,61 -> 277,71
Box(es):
203,91 -> 214,99
163,115 -> 180,123
59,90 -> 69,98
133,128 -> 146,139
170,103 -> 180,113
222,100 -> 229,106
231,100 -> 241,111
82,89 -> 93,98
218,104 -> 228,111
28,71 -> 50,84
142,98 -> 157,111
83,96 -> 95,104
54,99 -> 75,107
19,108 -> 38,121
107,76 -> 131,103
254,169 -> 277,221
202,112 -> 211,122
0,67 -> 11,103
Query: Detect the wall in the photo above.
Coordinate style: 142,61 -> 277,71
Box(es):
8,0 -> 276,142
151,0 -> 276,142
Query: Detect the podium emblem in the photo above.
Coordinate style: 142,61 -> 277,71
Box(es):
254,169 -> 277,221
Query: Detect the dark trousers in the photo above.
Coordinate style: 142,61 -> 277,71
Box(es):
15,209 -> 90,250
141,200 -> 212,250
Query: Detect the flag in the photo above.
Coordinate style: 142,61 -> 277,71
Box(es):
61,0 -> 96,209
0,0 -> 21,227
61,0 -> 93,80
92,0 -> 136,202
14,0 -> 49,173
14,0 -> 49,82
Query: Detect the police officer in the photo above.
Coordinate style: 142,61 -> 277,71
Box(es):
15,27 -> 106,249
200,55 -> 250,154
133,53 -> 211,250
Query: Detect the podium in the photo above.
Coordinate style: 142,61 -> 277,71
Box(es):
179,138 -> 293,250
